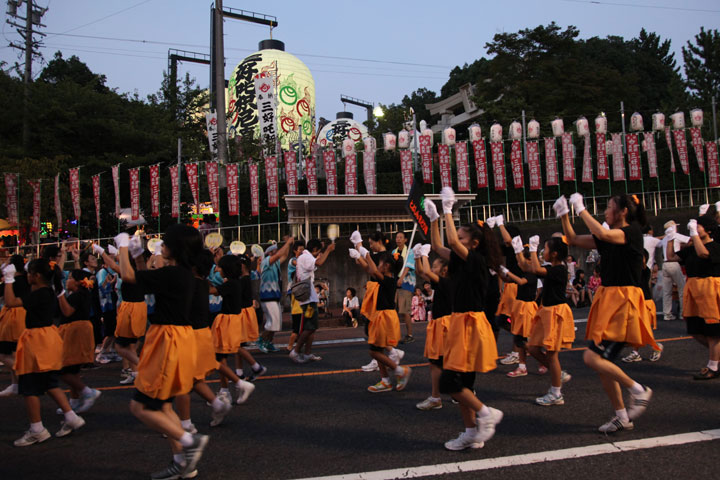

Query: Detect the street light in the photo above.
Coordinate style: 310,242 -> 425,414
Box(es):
373,105 -> 384,118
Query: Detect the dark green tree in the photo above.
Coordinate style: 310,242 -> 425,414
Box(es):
682,27 -> 720,106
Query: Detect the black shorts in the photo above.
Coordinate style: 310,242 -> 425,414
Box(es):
587,340 -> 626,361
0,341 -> 17,355
291,314 -> 302,334
115,336 -> 138,347
216,353 -> 230,361
133,389 -> 173,411
687,316 -> 720,337
102,310 -> 117,338
18,371 -> 60,396
299,303 -> 318,332
514,335 -> 528,348
428,357 -> 443,368
368,344 -> 386,352
60,364 -> 82,375
439,370 -> 476,394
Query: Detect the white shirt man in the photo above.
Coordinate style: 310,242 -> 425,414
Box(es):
659,221 -> 689,321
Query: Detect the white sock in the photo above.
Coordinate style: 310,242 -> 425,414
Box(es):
180,419 -> 193,430
30,421 -> 44,433
179,432 -> 194,447
219,387 -> 229,395
477,405 -> 491,417
551,386 -> 562,397
518,363 -> 526,370
381,377 -> 390,384
9,383 -> 18,392
81,386 -> 93,396
465,426 -> 477,435
211,397 -> 225,410
251,362 -> 261,371
627,382 -> 645,395
236,369 -> 244,377
64,410 -> 79,423
429,396 -> 441,402
615,408 -> 629,423
394,365 -> 405,376
708,360 -> 719,371
173,453 -> 187,467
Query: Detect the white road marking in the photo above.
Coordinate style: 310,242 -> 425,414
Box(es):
293,429 -> 720,480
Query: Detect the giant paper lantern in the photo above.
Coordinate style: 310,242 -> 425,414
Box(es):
227,39 -> 316,150
509,121 -> 522,140
690,109 -> 703,127
317,112 -> 369,149
652,112 -> 665,131
527,119 -> 540,139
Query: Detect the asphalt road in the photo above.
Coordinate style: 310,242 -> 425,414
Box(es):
1,310 -> 718,480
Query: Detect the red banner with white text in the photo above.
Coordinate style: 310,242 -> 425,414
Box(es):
345,153 -> 357,195
490,141 -> 506,191
323,150 -> 337,195
69,168 -> 81,220
149,165 -> 160,218
611,133 -> 625,181
363,151 -> 376,195
544,138 -> 559,186
527,141 -> 541,190
438,144 -> 452,189
455,141 -> 470,192
226,163 -> 239,216
29,180 -> 40,232
265,156 -> 279,207
472,139 -> 488,188
643,133 -> 658,178
185,163 -> 199,206
249,162 -> 259,216
54,174 -> 62,228
169,165 -> 179,218
129,168 -> 140,220
595,133 -> 608,179
306,154 -> 318,195
626,133 -> 642,181
206,161 -> 220,213
419,135 -> 432,183
689,127 -> 705,171
706,141 -> 719,188
4,173 -> 18,226
92,176 -> 101,228
581,135 -> 593,182
112,164 -> 121,217
561,133 -> 575,181
284,151 -> 298,196
400,150 -> 413,194
672,129 -> 689,174
510,140 -> 524,188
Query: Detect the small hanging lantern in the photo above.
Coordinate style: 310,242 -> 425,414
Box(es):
383,132 -> 396,151
527,119 -> 540,139
342,138 -> 355,157
490,123 -> 503,142
652,112 -> 665,131
595,114 -> 607,134
421,128 -> 434,147
363,136 -> 376,152
398,130 -> 411,149
630,112 -> 644,132
690,108 -> 703,127
551,118 -> 564,137
670,111 -> 685,130
468,124 -> 482,141
509,121 -> 522,141
576,117 -> 589,137
443,126 -> 457,146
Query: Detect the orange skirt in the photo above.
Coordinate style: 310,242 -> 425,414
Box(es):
135,324 -> 196,400
495,282 -> 518,317
115,301 -> 148,339
212,308 -> 258,353
58,321 -> 95,367
368,309 -> 401,348
193,328 -> 219,381
443,311 -> 498,373
510,300 -> 539,338
14,326 -> 63,375
424,315 -> 449,360
683,277 -> 720,324
0,306 -> 26,342
528,303 -> 575,351
646,299 -> 658,330
586,286 -> 659,349
360,281 -> 379,320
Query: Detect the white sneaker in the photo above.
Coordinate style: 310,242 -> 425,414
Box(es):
55,415 -> 86,437
622,350 -> 642,363
306,353 -> 322,362
535,390 -> 565,406
75,389 -> 101,413
627,386 -> 652,420
598,416 -> 634,433
388,348 -> 405,365
95,353 -> 111,364
183,422 -> 198,435
234,380 -> 255,405
216,390 -> 231,405
210,398 -> 232,427
0,383 -> 18,397
119,371 -> 137,385
475,407 -> 503,443
14,428 -> 51,447
500,351 -> 519,365
416,397 -> 442,411
57,397 -> 82,415
289,350 -> 307,363
444,431 -> 485,451
361,359 -> 379,372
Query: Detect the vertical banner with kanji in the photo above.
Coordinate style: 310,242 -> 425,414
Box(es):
306,153 -> 318,195
129,168 -> 140,220
689,127 -> 705,171
438,144 -> 452,189
226,163 -> 239,216
284,151 -> 298,196
626,133 -> 642,181
672,129 -> 690,174
169,165 -> 179,218
544,137 -> 559,186
581,135 -> 593,183
54,174 -> 62,228
509,140 -> 524,188
29,180 -> 41,232
363,150 -> 376,195
419,134 -> 433,183
4,173 -> 18,226
706,141 -> 719,187
527,141 -> 542,190
400,150 -> 413,194
472,139 -> 488,188
254,74 -> 277,156
610,133 -> 626,181
206,161 -> 220,213
561,133 -> 575,181
111,164 -> 121,217
596,133 -> 609,180
249,162 -> 259,216
323,150 -> 337,195
185,163 -> 199,206
643,133 -> 658,178
265,156 -> 279,207
205,111 -> 219,162
455,141 -> 470,192
69,167 -> 81,220
490,141 -> 506,191
345,153 -> 357,195
149,165 -> 160,218
92,176 -> 101,228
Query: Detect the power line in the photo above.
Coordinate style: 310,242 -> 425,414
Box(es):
46,0 -> 155,38
559,0 -> 720,13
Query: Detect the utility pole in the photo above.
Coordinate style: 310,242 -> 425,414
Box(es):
213,0 -> 228,165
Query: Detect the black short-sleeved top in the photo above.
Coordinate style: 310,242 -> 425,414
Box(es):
375,275 -> 396,311
502,245 -> 522,276
593,225 -> 643,287
135,265 -> 194,326
60,289 -> 91,325
430,277 -> 452,318
8,275 -> 30,299
640,267 -> 652,300
448,249 -> 488,314
539,264 -> 567,307
121,271 -> 145,302
190,278 -> 210,330
368,251 -> 386,283
217,277 -> 253,314
516,272 -> 538,302
21,287 -> 57,329
676,241 -> 720,278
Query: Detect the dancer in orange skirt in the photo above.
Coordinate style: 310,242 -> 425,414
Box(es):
622,250 -> 663,363
3,259 -> 86,446
117,225 -> 209,479
0,254 -> 29,397
413,243 -> 450,410
560,193 -> 657,433
666,215 -> 720,379
426,188 -> 504,451
488,215 -> 520,342
57,270 -> 102,414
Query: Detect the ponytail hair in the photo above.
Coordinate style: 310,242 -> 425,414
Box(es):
460,222 -> 502,272
368,231 -> 389,248
162,224 -> 203,271
376,251 -> 403,277
546,237 -> 568,261
70,269 -> 94,290
27,258 -> 53,285
611,194 -> 646,226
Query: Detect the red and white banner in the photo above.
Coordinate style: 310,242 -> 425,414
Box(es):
544,138 -> 559,186
54,174 -> 62,228
400,150 -> 413,194
284,151 -> 298,196
4,173 -> 18,226
111,164 -> 121,217
205,111 -> 219,162
206,161 -> 220,213
323,150 -> 337,195
665,127 -> 676,173
509,140 -> 524,188
581,135 -> 593,183
92,176 -> 101,228
455,141 -> 470,192
561,133 -> 575,181
265,156 -> 279,207
226,163 -> 239,216
706,141 -> 719,188
419,134 -> 433,184
129,168 -> 140,220
345,153 -> 357,195
611,133 -> 625,181
363,151 -> 376,195
472,139 -> 488,188
490,141 -> 506,191
438,144 -> 452,189
643,133 -> 658,178
29,180 -> 40,232
626,133 -> 642,181
527,141 -> 542,190
672,129 -> 690,175
249,162 -> 259,216
306,154 -> 318,195
169,165 -> 179,218
595,133 -> 609,180
69,167 -> 81,220
185,163 -> 199,206
689,127 -> 705,171
149,165 -> 160,218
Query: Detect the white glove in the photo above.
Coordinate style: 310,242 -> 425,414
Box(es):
3,264 -> 16,283
602,222 -> 610,230
153,241 -> 163,256
357,246 -> 369,258
485,216 -> 496,229
129,236 -> 144,259
412,243 -> 423,259
716,201 -> 720,212
553,196 -> 569,218
107,245 -> 118,256
92,244 -> 105,256
424,199 -> 440,222
511,236 -> 524,254
440,187 -> 456,214
348,248 -> 361,260
420,244 -> 431,257
56,289 -> 66,298
496,214 -> 504,227
569,193 -> 586,215
699,204 -> 710,216
499,265 -> 509,276
688,219 -> 698,237
665,225 -> 676,237
114,233 -> 130,248
350,230 -> 362,246
528,235 -> 540,252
